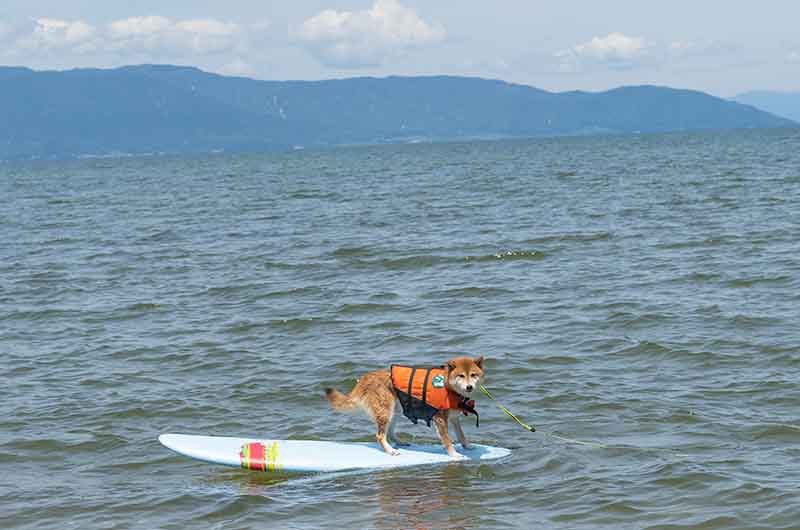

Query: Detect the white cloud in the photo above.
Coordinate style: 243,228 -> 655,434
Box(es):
108,16 -> 171,39
107,16 -> 244,56
15,18 -> 97,53
573,32 -> 647,62
297,0 -> 445,68
36,18 -> 95,44
555,32 -> 651,73
107,15 -> 172,52
667,39 -> 737,60
788,51 -> 800,63
176,19 -> 238,37
554,33 -> 741,73
0,15 -> 246,60
173,19 -> 242,54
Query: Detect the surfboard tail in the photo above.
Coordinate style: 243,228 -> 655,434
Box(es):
325,388 -> 358,412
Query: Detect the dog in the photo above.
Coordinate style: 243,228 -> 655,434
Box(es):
325,356 -> 484,458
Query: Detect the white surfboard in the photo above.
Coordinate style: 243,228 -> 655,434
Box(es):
159,433 -> 511,473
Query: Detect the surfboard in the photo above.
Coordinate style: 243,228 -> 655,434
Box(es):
158,433 -> 511,473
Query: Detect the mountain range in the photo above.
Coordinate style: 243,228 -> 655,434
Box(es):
0,64 -> 796,160
733,91 -> 800,123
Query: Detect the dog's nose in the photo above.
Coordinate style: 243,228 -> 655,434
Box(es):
466,385 -> 474,392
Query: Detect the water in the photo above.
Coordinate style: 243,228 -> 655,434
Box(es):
2,129 -> 800,529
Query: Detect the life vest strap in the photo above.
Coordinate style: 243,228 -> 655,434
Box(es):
459,398 -> 480,428
404,367 -> 417,419
420,368 -> 432,409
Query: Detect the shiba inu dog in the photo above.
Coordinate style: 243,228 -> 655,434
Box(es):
325,356 -> 484,458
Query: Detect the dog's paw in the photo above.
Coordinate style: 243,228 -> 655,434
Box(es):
389,449 -> 401,456
460,443 -> 472,450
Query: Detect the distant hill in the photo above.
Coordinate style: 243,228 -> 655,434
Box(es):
0,65 -> 795,160
734,91 -> 800,123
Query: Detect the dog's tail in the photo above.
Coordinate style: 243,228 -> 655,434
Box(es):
324,388 -> 359,412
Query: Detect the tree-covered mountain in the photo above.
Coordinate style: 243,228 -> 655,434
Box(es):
1,64 -> 795,159
734,91 -> 800,123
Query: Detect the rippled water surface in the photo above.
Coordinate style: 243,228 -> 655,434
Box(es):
3,129 -> 800,529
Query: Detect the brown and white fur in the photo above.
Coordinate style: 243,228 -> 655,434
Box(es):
324,356 -> 484,458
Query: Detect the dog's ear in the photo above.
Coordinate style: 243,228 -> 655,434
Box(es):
474,356 -> 484,369
447,359 -> 457,371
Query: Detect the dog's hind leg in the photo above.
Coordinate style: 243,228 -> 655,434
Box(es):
368,386 -> 400,455
387,409 -> 410,447
375,412 -> 400,456
341,370 -> 400,455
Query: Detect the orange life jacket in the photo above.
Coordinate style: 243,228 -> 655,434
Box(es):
390,365 -> 478,427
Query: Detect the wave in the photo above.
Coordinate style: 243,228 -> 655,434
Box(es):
345,249 -> 547,270
336,303 -> 405,315
748,423 -> 800,441
731,314 -> 782,328
524,232 -> 612,245
527,355 -> 580,365
726,275 -> 793,288
656,237 -> 733,250
607,311 -> 676,328
264,317 -> 350,332
136,229 -> 178,243
368,321 -> 408,330
613,340 -> 673,357
329,245 -> 377,258
420,287 -> 514,299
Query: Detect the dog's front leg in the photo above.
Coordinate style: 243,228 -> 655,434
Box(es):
451,415 -> 471,450
433,413 -> 464,458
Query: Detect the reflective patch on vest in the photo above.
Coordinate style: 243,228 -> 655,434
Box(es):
431,374 -> 445,388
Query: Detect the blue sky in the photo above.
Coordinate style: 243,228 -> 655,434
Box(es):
1,0 -> 798,96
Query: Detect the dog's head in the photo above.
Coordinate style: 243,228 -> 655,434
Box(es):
445,356 -> 484,397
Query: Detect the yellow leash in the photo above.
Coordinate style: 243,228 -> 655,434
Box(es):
480,385 -> 686,453
479,385 -> 536,432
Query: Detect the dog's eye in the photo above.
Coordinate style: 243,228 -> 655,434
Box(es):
470,373 -> 478,378
456,374 -> 465,378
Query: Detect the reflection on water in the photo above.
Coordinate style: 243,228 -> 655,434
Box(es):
373,463 -> 475,530
204,467 -> 297,493
199,460 -> 485,529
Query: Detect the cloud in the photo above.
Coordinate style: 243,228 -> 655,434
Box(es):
175,19 -> 242,54
0,15 -> 246,61
107,16 -> 244,56
555,33 -> 742,73
106,15 -> 171,52
14,18 -> 97,53
667,39 -> 738,60
573,32 -> 646,62
108,16 -> 171,38
555,32 -> 651,72
788,51 -> 800,63
297,0 -> 445,68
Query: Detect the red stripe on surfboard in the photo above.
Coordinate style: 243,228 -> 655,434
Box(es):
241,442 -> 267,471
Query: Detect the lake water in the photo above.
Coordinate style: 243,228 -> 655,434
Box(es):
2,128 -> 800,529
